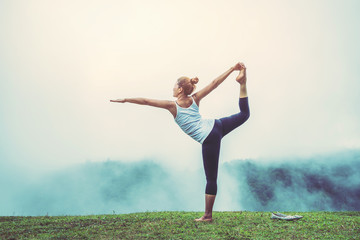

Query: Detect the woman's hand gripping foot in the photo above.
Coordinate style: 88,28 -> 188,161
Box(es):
236,63 -> 247,84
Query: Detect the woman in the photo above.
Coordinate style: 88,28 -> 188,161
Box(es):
110,62 -> 249,222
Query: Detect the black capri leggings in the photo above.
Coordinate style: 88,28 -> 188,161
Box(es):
202,97 -> 250,195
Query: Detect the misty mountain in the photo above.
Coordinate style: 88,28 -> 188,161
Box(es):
224,150 -> 360,211
1,150 -> 359,216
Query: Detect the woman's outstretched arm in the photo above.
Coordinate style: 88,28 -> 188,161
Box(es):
193,62 -> 242,105
110,98 -> 177,118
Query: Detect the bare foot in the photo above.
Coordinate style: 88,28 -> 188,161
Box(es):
236,68 -> 247,84
194,215 -> 213,222
236,63 -> 247,84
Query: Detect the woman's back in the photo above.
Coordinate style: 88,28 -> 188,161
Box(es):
174,96 -> 215,144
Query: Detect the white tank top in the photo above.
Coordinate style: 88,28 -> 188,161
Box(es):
174,97 -> 215,144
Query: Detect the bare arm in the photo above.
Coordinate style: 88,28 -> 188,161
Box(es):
110,98 -> 177,118
193,64 -> 240,105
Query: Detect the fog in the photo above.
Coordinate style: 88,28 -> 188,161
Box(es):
225,150 -> 360,211
1,150 -> 359,216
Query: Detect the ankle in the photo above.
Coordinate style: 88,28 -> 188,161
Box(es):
204,213 -> 212,218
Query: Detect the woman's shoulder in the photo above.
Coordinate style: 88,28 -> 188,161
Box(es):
191,94 -> 200,107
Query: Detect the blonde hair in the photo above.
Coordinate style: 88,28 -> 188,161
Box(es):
177,77 -> 199,95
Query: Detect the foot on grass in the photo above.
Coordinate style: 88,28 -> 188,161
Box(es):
194,215 -> 213,222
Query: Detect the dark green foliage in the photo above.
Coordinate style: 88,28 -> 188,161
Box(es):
224,151 -> 360,211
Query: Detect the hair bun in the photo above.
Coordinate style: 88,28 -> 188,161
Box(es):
191,78 -> 199,84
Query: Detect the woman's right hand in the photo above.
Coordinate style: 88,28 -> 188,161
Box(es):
233,62 -> 245,71
110,99 -> 126,103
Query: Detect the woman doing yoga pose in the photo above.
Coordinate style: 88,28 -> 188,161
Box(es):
110,62 -> 250,222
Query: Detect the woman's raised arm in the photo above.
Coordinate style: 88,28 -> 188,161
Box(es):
192,63 -> 242,105
110,98 -> 177,118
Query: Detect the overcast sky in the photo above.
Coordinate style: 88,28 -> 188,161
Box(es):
1,0 -> 360,174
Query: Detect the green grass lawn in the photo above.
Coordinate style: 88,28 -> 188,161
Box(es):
1,211 -> 359,239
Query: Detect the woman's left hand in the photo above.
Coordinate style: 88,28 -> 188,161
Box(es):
110,99 -> 126,103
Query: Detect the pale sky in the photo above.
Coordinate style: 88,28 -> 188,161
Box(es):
1,0 -> 360,173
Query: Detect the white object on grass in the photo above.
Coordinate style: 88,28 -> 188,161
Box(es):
271,212 -> 303,221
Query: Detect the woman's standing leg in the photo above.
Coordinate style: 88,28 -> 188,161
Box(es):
195,120 -> 223,222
